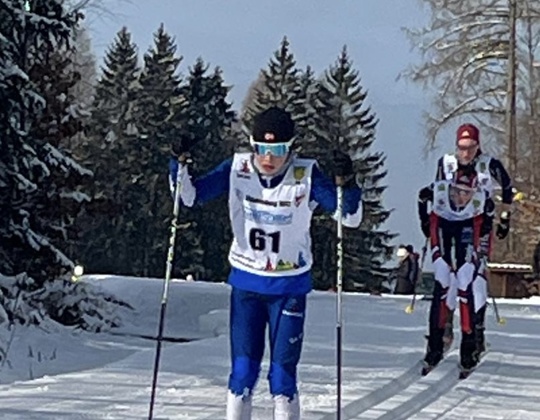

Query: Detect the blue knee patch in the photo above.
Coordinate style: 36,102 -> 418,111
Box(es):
228,356 -> 261,395
268,362 -> 297,398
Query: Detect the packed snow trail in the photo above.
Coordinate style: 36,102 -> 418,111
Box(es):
0,277 -> 540,419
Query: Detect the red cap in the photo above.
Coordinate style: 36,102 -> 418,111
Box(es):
456,123 -> 479,143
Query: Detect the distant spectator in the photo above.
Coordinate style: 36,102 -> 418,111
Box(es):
393,244 -> 420,295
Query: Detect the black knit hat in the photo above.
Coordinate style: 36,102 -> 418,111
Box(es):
252,107 -> 295,143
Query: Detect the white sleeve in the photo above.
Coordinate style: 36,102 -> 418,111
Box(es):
171,164 -> 196,207
332,199 -> 363,228
341,200 -> 363,228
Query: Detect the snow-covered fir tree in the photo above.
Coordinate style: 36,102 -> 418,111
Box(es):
0,0 -> 80,279
180,58 -> 236,281
26,28 -> 93,278
318,47 -> 395,291
0,0 -> 125,334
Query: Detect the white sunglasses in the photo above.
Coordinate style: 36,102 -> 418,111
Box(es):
249,136 -> 294,157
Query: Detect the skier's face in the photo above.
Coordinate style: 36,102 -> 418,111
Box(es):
456,139 -> 479,165
450,184 -> 474,207
254,152 -> 288,175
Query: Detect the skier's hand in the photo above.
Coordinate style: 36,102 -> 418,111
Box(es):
333,150 -> 354,186
496,212 -> 510,239
171,134 -> 195,163
418,185 -> 433,203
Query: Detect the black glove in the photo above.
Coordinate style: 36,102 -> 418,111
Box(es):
333,150 -> 354,186
418,185 -> 433,203
496,212 -> 510,239
171,133 -> 195,159
417,185 -> 432,238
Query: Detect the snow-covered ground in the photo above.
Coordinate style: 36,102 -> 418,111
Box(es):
1,276 -> 540,419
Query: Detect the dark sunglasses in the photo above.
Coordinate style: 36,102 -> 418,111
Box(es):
456,143 -> 478,152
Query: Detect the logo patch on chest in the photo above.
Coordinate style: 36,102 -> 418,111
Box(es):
293,166 -> 306,183
236,159 -> 252,179
245,207 -> 293,225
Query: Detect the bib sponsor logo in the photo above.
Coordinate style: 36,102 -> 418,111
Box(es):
245,207 -> 293,225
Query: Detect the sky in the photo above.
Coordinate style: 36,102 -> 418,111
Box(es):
1,276 -> 540,418
85,0 -> 458,255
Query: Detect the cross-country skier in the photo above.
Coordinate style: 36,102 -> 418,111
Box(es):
420,123 -> 513,356
169,107 -> 363,420
418,168 -> 495,378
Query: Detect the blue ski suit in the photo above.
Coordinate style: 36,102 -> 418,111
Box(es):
170,155 -> 362,398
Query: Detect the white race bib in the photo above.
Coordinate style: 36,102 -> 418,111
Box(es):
228,153 -> 316,277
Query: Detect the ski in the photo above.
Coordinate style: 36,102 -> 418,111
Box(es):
458,346 -> 490,380
421,329 -> 454,376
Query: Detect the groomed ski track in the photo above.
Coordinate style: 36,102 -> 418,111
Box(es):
321,349 -> 502,420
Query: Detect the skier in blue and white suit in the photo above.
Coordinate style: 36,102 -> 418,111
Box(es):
169,107 -> 362,420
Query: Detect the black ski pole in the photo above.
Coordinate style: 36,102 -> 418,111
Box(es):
335,183 -> 344,420
148,160 -> 184,420
483,258 -> 506,325
490,294 -> 505,325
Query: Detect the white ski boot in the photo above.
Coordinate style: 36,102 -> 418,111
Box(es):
226,391 -> 252,420
273,394 -> 300,420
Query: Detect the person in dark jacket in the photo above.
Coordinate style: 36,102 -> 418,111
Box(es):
394,245 -> 419,295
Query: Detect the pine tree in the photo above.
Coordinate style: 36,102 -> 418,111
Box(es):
284,66 -> 337,290
291,66 -> 332,165
180,58 -> 236,280
0,1 -> 124,332
134,23 -> 201,278
317,47 -> 395,291
27,33 -> 93,275
243,37 -> 300,134
76,26 -> 142,275
117,24 -> 184,277
0,0 -> 85,281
